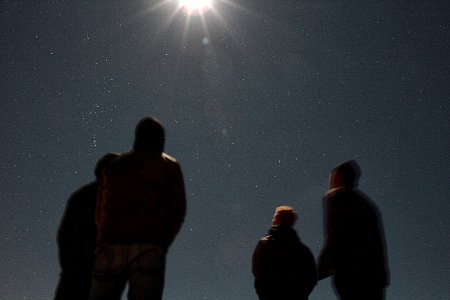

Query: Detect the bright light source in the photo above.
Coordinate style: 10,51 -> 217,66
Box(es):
178,0 -> 213,14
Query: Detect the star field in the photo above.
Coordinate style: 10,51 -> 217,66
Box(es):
1,1 -> 449,299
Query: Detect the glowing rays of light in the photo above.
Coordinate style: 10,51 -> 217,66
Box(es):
178,0 -> 213,15
143,0 -> 241,41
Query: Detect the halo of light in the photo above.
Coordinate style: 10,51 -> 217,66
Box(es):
178,0 -> 213,15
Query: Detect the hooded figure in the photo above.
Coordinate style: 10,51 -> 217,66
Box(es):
90,117 -> 186,300
318,160 -> 389,300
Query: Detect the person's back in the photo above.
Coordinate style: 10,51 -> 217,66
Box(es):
318,160 -> 389,300
252,206 -> 317,300
55,182 -> 97,300
54,153 -> 118,300
96,150 -> 185,248
90,117 -> 186,300
325,187 -> 388,296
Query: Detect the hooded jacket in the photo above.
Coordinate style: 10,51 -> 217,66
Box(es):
318,187 -> 389,289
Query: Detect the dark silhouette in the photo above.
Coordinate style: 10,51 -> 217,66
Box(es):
89,117 -> 186,300
252,206 -> 317,300
318,160 -> 389,300
54,153 -> 119,300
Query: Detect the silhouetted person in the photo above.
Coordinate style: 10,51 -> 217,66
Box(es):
318,160 -> 389,300
252,206 -> 317,300
54,153 -> 118,300
89,117 -> 186,300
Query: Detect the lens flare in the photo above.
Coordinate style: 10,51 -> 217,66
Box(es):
179,0 -> 213,15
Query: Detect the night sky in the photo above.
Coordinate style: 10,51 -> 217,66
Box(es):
1,1 -> 449,299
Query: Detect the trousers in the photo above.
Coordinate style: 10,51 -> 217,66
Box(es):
88,243 -> 166,300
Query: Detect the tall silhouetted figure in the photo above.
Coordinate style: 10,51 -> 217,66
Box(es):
318,160 -> 389,300
252,206 -> 317,300
89,117 -> 186,300
54,153 -> 118,300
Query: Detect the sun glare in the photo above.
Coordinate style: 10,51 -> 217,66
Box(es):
178,0 -> 213,14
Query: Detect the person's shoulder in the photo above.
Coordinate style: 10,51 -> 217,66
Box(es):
325,187 -> 356,209
67,181 -> 98,204
71,181 -> 97,195
256,235 -> 273,249
107,152 -> 130,165
162,152 -> 179,164
102,152 -> 130,172
298,239 -> 314,253
327,187 -> 354,198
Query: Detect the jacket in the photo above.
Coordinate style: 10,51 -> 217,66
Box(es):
57,181 -> 98,272
252,225 -> 317,299
318,187 -> 389,288
95,150 -> 186,250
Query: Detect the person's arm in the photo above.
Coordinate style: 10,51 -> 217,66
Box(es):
166,162 -> 187,246
318,194 -> 335,279
252,241 -> 264,278
57,194 -> 76,270
303,246 -> 318,295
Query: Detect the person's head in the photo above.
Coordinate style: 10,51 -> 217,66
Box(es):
133,117 -> 165,152
94,153 -> 119,178
330,160 -> 361,189
272,206 -> 298,227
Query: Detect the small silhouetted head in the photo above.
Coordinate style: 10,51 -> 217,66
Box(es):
94,153 -> 119,178
330,160 -> 361,188
133,117 -> 165,152
272,206 -> 298,227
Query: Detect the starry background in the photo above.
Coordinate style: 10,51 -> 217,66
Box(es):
1,0 -> 449,299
